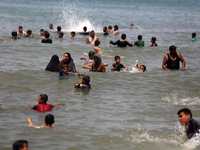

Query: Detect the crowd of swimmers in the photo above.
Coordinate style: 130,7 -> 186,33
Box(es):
0,23 -> 199,149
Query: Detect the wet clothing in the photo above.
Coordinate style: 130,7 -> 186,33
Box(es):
150,42 -> 158,46
59,71 -> 76,76
75,83 -> 91,89
103,32 -> 109,36
192,37 -> 197,41
79,32 -> 89,35
110,40 -> 133,47
32,104 -> 53,112
91,54 -> 105,72
60,59 -> 76,72
112,63 -> 125,71
186,118 -> 200,139
134,41 -> 144,46
41,39 -> 52,44
88,36 -> 97,45
166,53 -> 180,69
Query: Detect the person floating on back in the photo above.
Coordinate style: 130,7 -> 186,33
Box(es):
162,45 -> 186,70
191,32 -> 197,41
59,65 -> 84,76
75,75 -> 91,89
177,108 -> 200,139
150,37 -> 158,46
111,56 -> 128,71
24,94 -> 57,112
131,59 -> 147,72
110,33 -> 133,47
13,140 -> 29,150
27,114 -> 55,129
41,31 -> 52,44
133,35 -> 144,47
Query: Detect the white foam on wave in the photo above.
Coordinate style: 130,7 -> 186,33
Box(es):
59,0 -> 101,32
161,92 -> 200,106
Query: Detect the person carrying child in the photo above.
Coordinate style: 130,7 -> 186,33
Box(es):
75,75 -> 91,89
27,114 -> 54,129
111,56 -> 128,71
25,94 -> 57,112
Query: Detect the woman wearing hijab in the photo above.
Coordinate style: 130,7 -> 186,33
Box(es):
45,55 -> 60,72
91,54 -> 105,72
59,52 -> 76,72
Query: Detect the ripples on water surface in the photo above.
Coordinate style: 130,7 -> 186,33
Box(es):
0,0 -> 200,149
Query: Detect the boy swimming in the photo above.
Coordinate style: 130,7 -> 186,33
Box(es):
75,75 -> 91,89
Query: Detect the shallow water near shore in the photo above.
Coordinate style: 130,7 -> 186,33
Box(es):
0,0 -> 200,149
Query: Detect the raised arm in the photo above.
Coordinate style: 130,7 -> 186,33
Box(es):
27,118 -> 35,127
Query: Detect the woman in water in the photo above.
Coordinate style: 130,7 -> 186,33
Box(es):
91,54 -> 105,72
59,52 -> 77,72
45,55 -> 60,72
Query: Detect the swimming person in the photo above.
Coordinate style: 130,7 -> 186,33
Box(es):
78,26 -> 89,35
103,27 -> 109,35
70,31 -> 76,38
58,32 -> 64,38
59,52 -> 77,72
17,26 -> 26,36
86,30 -> 101,46
75,75 -> 91,89
38,29 -> 44,36
13,140 -> 29,150
110,34 -> 133,47
45,55 -> 60,72
133,35 -> 144,46
129,24 -> 134,28
56,26 -> 62,33
24,30 -> 34,38
111,56 -> 128,71
27,114 -> 55,129
131,59 -> 147,72
177,108 -> 200,139
150,37 -> 158,46
49,23 -> 54,30
10,31 -> 19,40
192,32 -> 197,41
162,45 -> 186,70
91,54 -> 105,72
94,40 -> 102,54
59,65 -> 84,76
108,26 -> 113,34
41,31 -> 52,43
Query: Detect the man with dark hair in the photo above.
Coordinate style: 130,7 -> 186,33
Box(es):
86,30 -> 100,45
133,35 -> 144,46
103,27 -> 109,36
13,140 -> 28,150
177,108 -> 200,139
110,33 -> 133,47
57,26 -> 61,33
41,31 -> 52,44
78,26 -> 89,35
162,45 -> 186,70
58,32 -> 64,38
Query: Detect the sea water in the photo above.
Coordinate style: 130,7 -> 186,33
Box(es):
0,0 -> 200,149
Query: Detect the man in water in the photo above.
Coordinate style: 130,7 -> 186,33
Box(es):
49,24 -> 54,30
17,26 -> 26,35
112,25 -> 119,35
78,26 -> 89,35
162,45 -> 186,70
177,108 -> 200,139
86,30 -> 101,46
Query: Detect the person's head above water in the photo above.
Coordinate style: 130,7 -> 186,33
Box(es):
169,45 -> 177,54
138,35 -> 142,40
57,26 -> 61,32
121,34 -> 126,40
13,140 -> 29,150
93,54 -> 101,65
12,31 -> 17,37
151,37 -> 156,43
94,40 -> 100,46
45,114 -> 54,126
38,94 -> 48,104
103,27 -> 107,32
58,32 -> 64,38
90,30 -> 95,37
114,55 -> 121,64
140,65 -> 146,72
71,31 -> 76,37
177,108 -> 192,126
192,32 -> 196,38
18,26 -> 23,32
82,75 -> 90,84
114,25 -> 118,31
63,52 -> 72,64
83,26 -> 87,32
88,51 -> 95,59
44,31 -> 50,38
26,30 -> 32,35
49,24 -> 53,29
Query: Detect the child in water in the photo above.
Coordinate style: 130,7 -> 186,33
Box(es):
94,40 -> 102,54
24,30 -> 34,37
13,140 -> 29,150
24,94 -> 57,112
150,37 -> 158,46
70,31 -> 76,38
111,56 -> 128,71
75,75 -> 91,89
131,60 -> 147,72
192,32 -> 197,41
59,65 -> 84,76
133,35 -> 144,47
27,114 -> 54,129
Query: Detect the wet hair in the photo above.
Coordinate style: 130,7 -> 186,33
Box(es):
40,29 -> 44,32
63,52 -> 72,64
57,26 -> 61,31
59,32 -> 64,37
71,31 -> 75,35
151,37 -> 156,42
83,26 -> 87,31
39,94 -> 48,103
88,51 -> 95,58
103,26 -> 107,31
27,30 -> 32,34
114,25 -> 118,30
121,34 -> 126,40
83,75 -> 90,84
45,114 -> 54,125
108,26 -> 112,29
169,45 -> 176,51
62,65 -> 69,69
177,108 -> 192,118
13,140 -> 28,150
90,30 -> 95,34
45,55 -> 60,72
192,32 -> 196,37
18,26 -> 23,29
140,65 -> 146,72
138,35 -> 142,40
115,55 -> 120,60
44,31 -> 50,38
12,31 -> 17,37
94,40 -> 99,46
